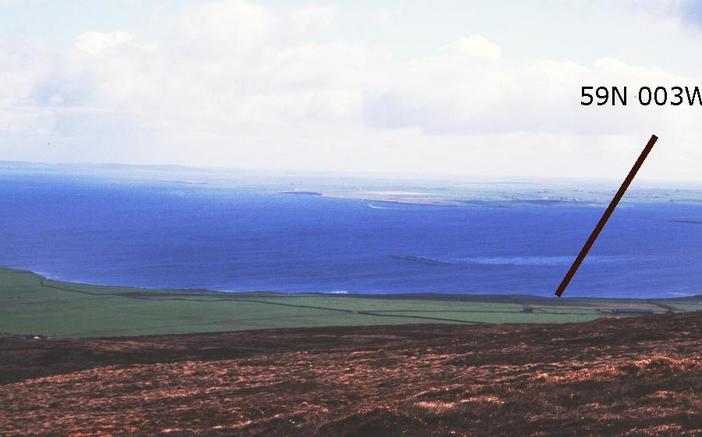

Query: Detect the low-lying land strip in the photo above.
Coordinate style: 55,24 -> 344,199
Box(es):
2,268 -> 701,338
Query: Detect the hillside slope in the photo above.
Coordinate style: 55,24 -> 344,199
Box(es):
2,312 -> 702,435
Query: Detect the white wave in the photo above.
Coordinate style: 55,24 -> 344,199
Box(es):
459,256 -> 575,266
666,291 -> 696,297
396,255 -> 588,267
453,255 -> 638,266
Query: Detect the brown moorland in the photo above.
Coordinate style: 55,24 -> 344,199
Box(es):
2,312 -> 702,436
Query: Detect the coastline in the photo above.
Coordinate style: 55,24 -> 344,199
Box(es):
1,267 -> 700,339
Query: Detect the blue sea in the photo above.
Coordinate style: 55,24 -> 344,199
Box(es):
2,169 -> 702,298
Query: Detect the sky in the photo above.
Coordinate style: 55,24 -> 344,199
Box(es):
2,0 -> 702,181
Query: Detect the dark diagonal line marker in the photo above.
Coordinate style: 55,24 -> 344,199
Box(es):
555,134 -> 658,297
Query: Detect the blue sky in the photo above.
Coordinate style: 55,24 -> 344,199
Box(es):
2,1 -> 702,180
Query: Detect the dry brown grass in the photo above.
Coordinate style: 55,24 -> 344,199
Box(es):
2,312 -> 702,435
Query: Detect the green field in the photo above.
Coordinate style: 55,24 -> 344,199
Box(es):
2,268 -> 702,338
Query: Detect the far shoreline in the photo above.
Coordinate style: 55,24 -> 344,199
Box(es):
2,266 -> 700,302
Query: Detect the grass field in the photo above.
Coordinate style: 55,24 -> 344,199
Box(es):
2,268 -> 702,338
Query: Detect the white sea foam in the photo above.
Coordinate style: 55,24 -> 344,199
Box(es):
453,255 -> 642,266
368,203 -> 390,209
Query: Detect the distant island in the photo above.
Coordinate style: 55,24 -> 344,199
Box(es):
281,191 -> 323,196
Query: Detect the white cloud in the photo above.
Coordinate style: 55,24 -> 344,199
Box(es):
438,35 -> 501,62
1,0 -> 702,181
75,31 -> 134,55
177,0 -> 274,51
291,5 -> 336,33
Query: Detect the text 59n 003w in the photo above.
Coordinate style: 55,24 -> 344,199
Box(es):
581,86 -> 702,106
